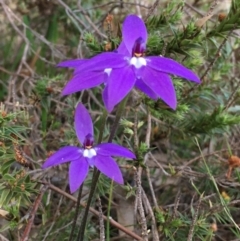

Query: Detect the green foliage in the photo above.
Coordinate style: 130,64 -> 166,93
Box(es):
135,142 -> 149,166
83,32 -> 105,54
147,0 -> 184,30
0,170 -> 37,207
207,1 -> 240,37
181,106 -> 240,135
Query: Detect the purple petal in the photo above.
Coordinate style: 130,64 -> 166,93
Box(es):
94,155 -> 123,184
142,67 -> 177,109
96,143 -> 135,159
74,53 -> 126,74
135,78 -> 158,99
147,56 -> 201,83
69,157 -> 89,193
122,15 -> 147,55
87,156 -> 95,167
117,41 -> 131,56
74,103 -> 93,144
62,71 -> 105,96
42,146 -> 81,168
57,59 -> 87,68
106,67 -> 136,112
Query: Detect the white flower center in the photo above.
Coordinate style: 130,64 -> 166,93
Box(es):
83,148 -> 97,158
104,68 -> 112,76
130,57 -> 146,69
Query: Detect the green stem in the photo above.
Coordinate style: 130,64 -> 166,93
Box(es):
77,168 -> 100,241
106,180 -> 114,241
77,96 -> 128,241
68,184 -> 83,241
98,109 -> 108,144
108,95 -> 128,142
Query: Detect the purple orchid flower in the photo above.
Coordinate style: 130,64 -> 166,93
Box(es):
58,15 -> 200,112
42,103 -> 135,193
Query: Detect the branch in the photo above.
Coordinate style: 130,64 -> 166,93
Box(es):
21,185 -> 48,241
39,181 -> 143,241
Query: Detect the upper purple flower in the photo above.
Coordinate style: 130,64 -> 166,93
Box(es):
59,15 -> 200,112
42,103 -> 135,193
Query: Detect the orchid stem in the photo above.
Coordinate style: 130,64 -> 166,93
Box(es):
77,97 -> 128,241
98,109 -> 108,144
108,95 -> 128,142
77,168 -> 100,241
106,180 -> 114,241
68,184 -> 83,241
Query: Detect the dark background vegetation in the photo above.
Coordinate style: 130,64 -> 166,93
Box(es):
1,0 -> 240,240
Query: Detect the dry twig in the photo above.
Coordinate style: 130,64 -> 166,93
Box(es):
21,185 -> 48,241
39,181 -> 143,241
97,196 -> 105,241
187,195 -> 202,241
134,169 -> 148,241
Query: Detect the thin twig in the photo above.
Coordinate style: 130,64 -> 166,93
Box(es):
68,184 -> 83,241
173,191 -> 181,219
144,0 -> 160,21
224,78 -> 240,110
1,1 -> 29,44
149,152 -> 171,176
133,107 -> 139,150
185,24 -> 236,96
0,234 -> 10,241
161,41 -> 168,56
85,1 -> 150,11
187,195 -> 202,241
206,0 -> 219,17
145,107 -> 151,150
42,195 -> 64,241
133,106 -> 148,240
142,188 -> 159,241
183,148 -> 240,167
146,167 -> 158,210
143,107 -> 159,240
135,0 -> 142,17
185,2 -> 205,17
76,0 -> 107,38
56,0 -> 87,32
108,96 -> 129,143
1,0 -> 64,62
97,196 -> 105,241
38,181 -> 143,240
134,169 -> 148,241
21,185 -> 48,241
201,27 -> 234,81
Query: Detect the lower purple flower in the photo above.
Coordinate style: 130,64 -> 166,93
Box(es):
42,103 -> 135,193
